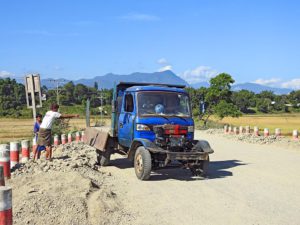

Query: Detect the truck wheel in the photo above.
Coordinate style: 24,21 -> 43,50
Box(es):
191,156 -> 209,177
134,146 -> 152,180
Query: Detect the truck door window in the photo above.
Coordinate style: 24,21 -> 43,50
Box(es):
124,94 -> 134,112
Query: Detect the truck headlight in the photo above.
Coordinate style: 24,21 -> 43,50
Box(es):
188,126 -> 194,132
136,124 -> 151,131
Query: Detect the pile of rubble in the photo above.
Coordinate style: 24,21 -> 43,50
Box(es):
7,142 -> 131,225
12,142 -> 99,177
204,129 -> 300,148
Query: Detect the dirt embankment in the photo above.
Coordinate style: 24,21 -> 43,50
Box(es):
8,143 -> 133,225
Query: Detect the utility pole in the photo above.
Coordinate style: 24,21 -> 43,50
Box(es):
97,86 -> 106,127
49,79 -> 66,106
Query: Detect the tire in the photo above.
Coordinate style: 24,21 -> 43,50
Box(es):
200,156 -> 209,176
190,156 -> 209,177
134,146 -> 152,180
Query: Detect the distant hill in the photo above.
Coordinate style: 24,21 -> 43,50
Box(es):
190,82 -> 210,89
41,70 -> 188,89
38,71 -> 293,95
232,82 -> 292,95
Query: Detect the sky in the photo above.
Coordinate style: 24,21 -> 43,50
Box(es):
1,0 -> 300,89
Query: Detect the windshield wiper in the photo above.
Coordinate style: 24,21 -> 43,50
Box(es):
168,114 -> 188,122
142,114 -> 170,121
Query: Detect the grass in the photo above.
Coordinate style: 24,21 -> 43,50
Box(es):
213,113 -> 300,136
0,116 -> 111,143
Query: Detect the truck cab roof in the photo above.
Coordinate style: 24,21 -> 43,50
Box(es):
116,82 -> 187,94
126,85 -> 187,93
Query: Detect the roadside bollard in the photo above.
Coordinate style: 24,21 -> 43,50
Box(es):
293,130 -> 299,140
21,140 -> 30,163
54,135 -> 59,146
239,126 -> 243,134
245,126 -> 250,134
0,186 -> 12,225
228,126 -> 232,134
75,132 -> 80,143
9,142 -> 19,169
275,128 -> 281,137
68,133 -> 72,143
224,125 -> 228,134
254,126 -> 259,136
233,127 -> 238,135
0,145 -> 10,179
61,134 -> 66,145
81,131 -> 85,142
264,128 -> 269,137
0,166 -> 5,186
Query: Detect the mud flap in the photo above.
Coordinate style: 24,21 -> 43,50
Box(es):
192,140 -> 214,154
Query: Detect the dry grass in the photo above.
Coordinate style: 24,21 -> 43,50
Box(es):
0,116 -> 111,143
216,113 -> 300,136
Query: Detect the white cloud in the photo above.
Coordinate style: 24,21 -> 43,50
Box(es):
158,65 -> 172,72
281,79 -> 300,90
157,58 -> 168,64
0,70 -> 12,78
181,66 -> 218,84
120,13 -> 160,21
253,78 -> 281,86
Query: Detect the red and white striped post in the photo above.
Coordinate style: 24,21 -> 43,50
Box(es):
293,130 -> 299,140
228,126 -> 233,134
21,140 -> 30,163
275,128 -> 281,137
9,142 -> 19,169
224,125 -> 228,134
54,135 -> 59,146
75,132 -> 80,143
68,133 -> 72,143
264,128 -> 270,137
61,134 -> 66,145
0,145 -> 10,179
0,166 -> 5,186
233,127 -> 238,135
253,126 -> 259,136
81,131 -> 85,142
0,186 -> 12,225
245,126 -> 250,134
239,126 -> 243,134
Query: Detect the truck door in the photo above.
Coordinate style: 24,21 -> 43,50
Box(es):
118,92 -> 135,147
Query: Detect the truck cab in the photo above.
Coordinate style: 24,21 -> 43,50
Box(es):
85,82 -> 213,180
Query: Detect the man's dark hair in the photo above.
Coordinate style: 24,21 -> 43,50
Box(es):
50,103 -> 59,111
36,113 -> 42,118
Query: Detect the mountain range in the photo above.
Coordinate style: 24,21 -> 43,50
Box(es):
40,70 -> 294,94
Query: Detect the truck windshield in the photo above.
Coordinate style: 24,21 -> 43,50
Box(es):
137,91 -> 191,117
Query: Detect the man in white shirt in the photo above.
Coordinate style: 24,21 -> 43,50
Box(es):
37,103 -> 79,160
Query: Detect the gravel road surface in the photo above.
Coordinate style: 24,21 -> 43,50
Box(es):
101,130 -> 300,225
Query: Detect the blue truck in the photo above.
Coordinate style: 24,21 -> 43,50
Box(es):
84,82 -> 214,180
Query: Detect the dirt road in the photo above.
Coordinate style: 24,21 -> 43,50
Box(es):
101,130 -> 300,225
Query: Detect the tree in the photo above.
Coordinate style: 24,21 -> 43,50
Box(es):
200,73 -> 241,124
232,90 -> 255,113
94,82 -> 98,90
